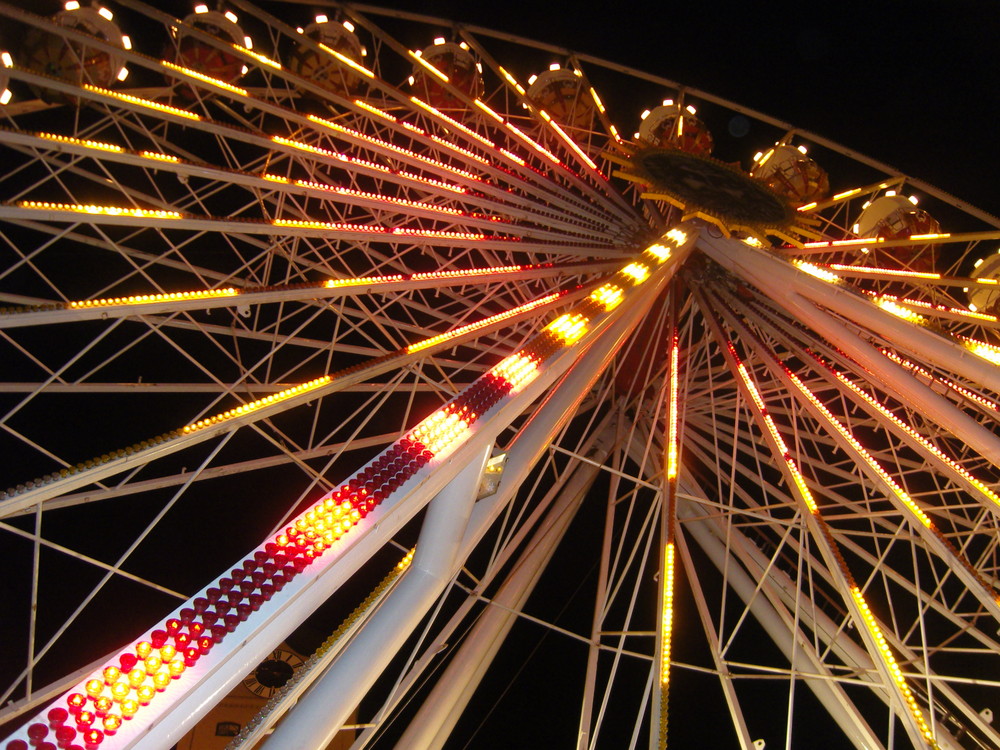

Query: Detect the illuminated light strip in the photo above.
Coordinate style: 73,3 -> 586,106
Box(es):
324,275 -> 404,288
491,352 -> 539,391
272,218 -> 386,234
405,291 -> 564,354
314,183 -> 464,215
608,123 -> 622,143
399,121 -> 427,136
410,96 -> 496,149
793,260 -> 841,283
881,349 -> 1000,412
826,263 -> 940,280
307,114 -> 482,182
621,262 -> 650,283
410,264 -> 525,280
390,227 -> 485,240
910,233 -> 951,241
496,65 -> 526,95
271,135 -> 388,173
666,332 -> 680,479
498,148 -> 526,166
659,542 -> 676,686
429,134 -> 490,165
505,121 -> 562,165
884,295 -> 997,322
783,368 -> 933,528
797,201 -> 818,212
140,151 -> 180,163
232,44 -> 281,70
182,376 -> 332,433
850,586 -> 937,745
317,42 -> 375,78
262,173 -> 290,183
544,312 -> 589,344
17,201 -> 181,219
37,132 -> 123,152
473,93 -> 561,165
962,337 -> 1000,365
69,288 -> 237,309
589,87 -> 606,113
395,170 -> 467,193
409,50 -> 450,83
803,237 -> 884,249
812,355 -> 1000,508
729,343 -> 818,513
473,98 -> 505,123
161,60 -> 248,96
645,244 -> 671,262
874,297 -> 928,325
82,84 -> 201,119
353,99 -> 396,122
547,118 -> 599,170
589,284 -> 624,312
832,188 -> 862,200
665,228 -> 688,246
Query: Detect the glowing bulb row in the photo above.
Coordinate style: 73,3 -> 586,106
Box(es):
406,292 -> 564,354
850,587 -> 937,745
660,543 -> 676,685
962,337 -> 1000,365
874,297 -> 928,325
666,332 -> 680,480
182,377 -> 332,434
880,348 -> 1000,412
232,44 -> 281,70
69,288 -> 236,309
17,201 -> 180,219
545,313 -> 589,345
161,60 -> 248,96
793,260 -> 841,284
316,43 -> 374,79
826,263 -> 940,280
82,84 -> 201,120
729,343 -> 818,513
307,115 -> 482,183
37,132 -> 122,153
873,294 -> 997,323
589,284 -> 624,311
412,96 -> 497,149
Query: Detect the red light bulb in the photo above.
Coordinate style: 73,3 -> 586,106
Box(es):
26,724 -> 48,741
47,707 -> 69,725
55,725 -> 77,744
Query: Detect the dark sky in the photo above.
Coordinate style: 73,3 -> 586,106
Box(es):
379,0 -> 1000,219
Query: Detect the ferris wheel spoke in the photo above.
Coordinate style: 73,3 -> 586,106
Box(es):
0,280 -> 579,516
711,298 -> 1000,626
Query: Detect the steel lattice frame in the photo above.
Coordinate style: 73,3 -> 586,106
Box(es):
2,2 -> 1000,749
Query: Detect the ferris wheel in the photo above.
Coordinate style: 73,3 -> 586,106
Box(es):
2,2 -> 1000,749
